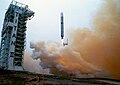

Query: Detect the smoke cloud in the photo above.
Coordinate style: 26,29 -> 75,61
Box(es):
23,51 -> 49,74
30,0 -> 120,79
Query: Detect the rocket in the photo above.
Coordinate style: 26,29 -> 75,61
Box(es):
60,12 -> 68,46
61,12 -> 64,39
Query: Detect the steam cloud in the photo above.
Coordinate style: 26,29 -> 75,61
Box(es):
29,0 -> 120,79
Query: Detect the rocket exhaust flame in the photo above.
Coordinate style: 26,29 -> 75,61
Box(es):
61,39 -> 64,46
29,0 -> 120,79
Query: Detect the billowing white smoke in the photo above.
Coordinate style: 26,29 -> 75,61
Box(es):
23,51 -> 49,74
30,41 -> 64,70
31,41 -> 60,69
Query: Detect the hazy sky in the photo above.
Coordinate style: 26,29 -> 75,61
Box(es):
0,0 -> 102,50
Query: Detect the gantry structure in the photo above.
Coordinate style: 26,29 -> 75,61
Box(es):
0,0 -> 34,70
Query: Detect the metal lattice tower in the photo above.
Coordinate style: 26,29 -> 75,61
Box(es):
0,0 -> 34,70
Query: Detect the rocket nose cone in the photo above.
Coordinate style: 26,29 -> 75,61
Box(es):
61,12 -> 63,16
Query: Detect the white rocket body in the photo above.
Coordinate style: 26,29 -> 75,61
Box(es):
61,12 -> 64,39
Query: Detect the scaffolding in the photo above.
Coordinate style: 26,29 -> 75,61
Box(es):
0,0 -> 34,70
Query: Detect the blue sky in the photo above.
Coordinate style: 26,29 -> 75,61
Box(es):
0,0 -> 102,50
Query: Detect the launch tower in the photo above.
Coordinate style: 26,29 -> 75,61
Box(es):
0,0 -> 34,70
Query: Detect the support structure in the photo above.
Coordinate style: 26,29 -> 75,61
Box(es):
0,0 -> 34,70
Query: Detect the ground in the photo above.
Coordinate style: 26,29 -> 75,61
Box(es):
0,69 -> 120,85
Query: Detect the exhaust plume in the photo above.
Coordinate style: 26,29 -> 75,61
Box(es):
31,41 -> 101,76
30,0 -> 120,79
23,51 -> 49,74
